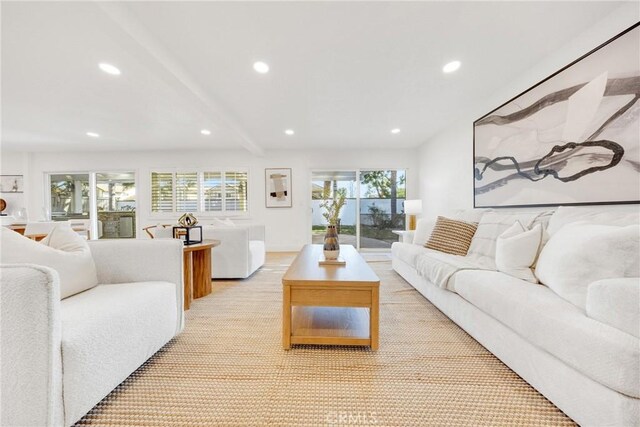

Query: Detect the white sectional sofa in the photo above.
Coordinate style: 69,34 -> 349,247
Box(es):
1,238 -> 184,426
204,224 -> 266,279
391,206 -> 640,427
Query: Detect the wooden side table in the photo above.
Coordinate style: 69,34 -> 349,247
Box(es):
182,240 -> 220,310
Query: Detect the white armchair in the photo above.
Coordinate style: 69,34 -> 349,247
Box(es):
203,224 -> 266,279
0,239 -> 184,426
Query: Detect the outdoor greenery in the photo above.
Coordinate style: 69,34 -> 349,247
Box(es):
319,186 -> 347,225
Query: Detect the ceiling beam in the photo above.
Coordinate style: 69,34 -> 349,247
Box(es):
96,2 -> 265,156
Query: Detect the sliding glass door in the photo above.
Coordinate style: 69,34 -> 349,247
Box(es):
311,171 -> 357,246
359,170 -> 406,249
48,171 -> 136,239
311,169 -> 406,250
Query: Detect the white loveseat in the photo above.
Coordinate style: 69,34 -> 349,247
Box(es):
391,206 -> 640,427
1,239 -> 184,426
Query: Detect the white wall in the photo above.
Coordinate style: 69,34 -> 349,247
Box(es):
21,148 -> 418,251
418,3 -> 640,220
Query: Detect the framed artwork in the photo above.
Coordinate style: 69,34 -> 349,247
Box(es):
473,23 -> 640,208
265,168 -> 292,208
0,175 -> 24,193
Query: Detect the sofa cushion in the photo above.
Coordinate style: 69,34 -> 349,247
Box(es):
548,205 -> 640,236
391,242 -> 432,268
0,226 -> 98,299
60,281 -> 177,425
467,211 -> 552,268
587,278 -> 640,339
535,223 -> 640,309
453,270 -> 640,398
412,218 -> 436,246
495,222 -> 542,283
425,216 -> 478,256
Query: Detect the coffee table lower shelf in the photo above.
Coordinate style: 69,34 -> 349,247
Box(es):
289,306 -> 372,347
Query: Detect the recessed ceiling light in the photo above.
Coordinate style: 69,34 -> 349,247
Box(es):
442,60 -> 461,74
284,129 -> 295,136
98,63 -> 121,76
253,61 -> 269,74
201,129 -> 211,135
86,132 -> 100,138
391,128 -> 401,134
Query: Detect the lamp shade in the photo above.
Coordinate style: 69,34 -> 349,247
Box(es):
404,199 -> 423,215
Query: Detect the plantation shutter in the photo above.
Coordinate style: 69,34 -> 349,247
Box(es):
176,172 -> 199,212
202,172 -> 223,212
151,172 -> 174,212
224,171 -> 248,212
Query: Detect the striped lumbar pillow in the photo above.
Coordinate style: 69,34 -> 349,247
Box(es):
425,216 -> 478,256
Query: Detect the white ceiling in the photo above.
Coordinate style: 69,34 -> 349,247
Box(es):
1,1 -> 626,153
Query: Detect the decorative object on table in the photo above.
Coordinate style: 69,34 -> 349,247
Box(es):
0,175 -> 23,193
404,199 -> 423,231
172,225 -> 203,245
323,224 -> 340,260
178,212 -> 198,227
318,253 -> 346,266
265,168 -> 292,208
320,186 -> 346,260
0,199 -> 6,216
473,23 -> 639,208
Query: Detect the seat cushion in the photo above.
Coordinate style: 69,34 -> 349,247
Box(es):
453,270 -> 640,398
391,242 -> 432,268
61,282 -> 178,425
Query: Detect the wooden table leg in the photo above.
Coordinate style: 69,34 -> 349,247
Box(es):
370,287 -> 379,350
282,284 -> 292,350
183,251 -> 193,310
193,247 -> 212,299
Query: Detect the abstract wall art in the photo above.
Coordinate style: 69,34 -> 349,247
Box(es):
266,168 -> 292,208
473,23 -> 640,208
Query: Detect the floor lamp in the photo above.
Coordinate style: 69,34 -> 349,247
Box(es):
404,200 -> 422,231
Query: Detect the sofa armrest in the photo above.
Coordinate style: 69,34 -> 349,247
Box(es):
1,264 -> 64,426
586,278 -> 640,338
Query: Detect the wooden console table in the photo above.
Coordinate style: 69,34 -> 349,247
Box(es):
182,240 -> 220,310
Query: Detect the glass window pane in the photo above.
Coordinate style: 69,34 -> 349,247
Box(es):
49,173 -> 90,221
202,172 -> 222,211
176,172 -> 198,212
359,170 -> 406,249
151,172 -> 174,212
96,172 -> 136,239
224,171 -> 248,212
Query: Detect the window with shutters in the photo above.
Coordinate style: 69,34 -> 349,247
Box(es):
151,172 -> 174,212
150,170 -> 248,214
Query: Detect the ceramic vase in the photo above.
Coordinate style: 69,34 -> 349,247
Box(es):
323,224 -> 340,260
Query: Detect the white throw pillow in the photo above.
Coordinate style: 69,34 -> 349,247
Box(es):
412,218 -> 436,246
495,222 -> 542,283
0,226 -> 98,299
467,211 -> 551,268
535,223 -> 640,309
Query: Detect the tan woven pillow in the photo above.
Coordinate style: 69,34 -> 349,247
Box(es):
425,216 -> 478,256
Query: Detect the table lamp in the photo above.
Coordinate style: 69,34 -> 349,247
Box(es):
404,199 -> 422,231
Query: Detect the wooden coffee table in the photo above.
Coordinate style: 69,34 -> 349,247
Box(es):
282,244 -> 380,350
183,240 -> 220,310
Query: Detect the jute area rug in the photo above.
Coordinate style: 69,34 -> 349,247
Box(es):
76,253 -> 574,426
